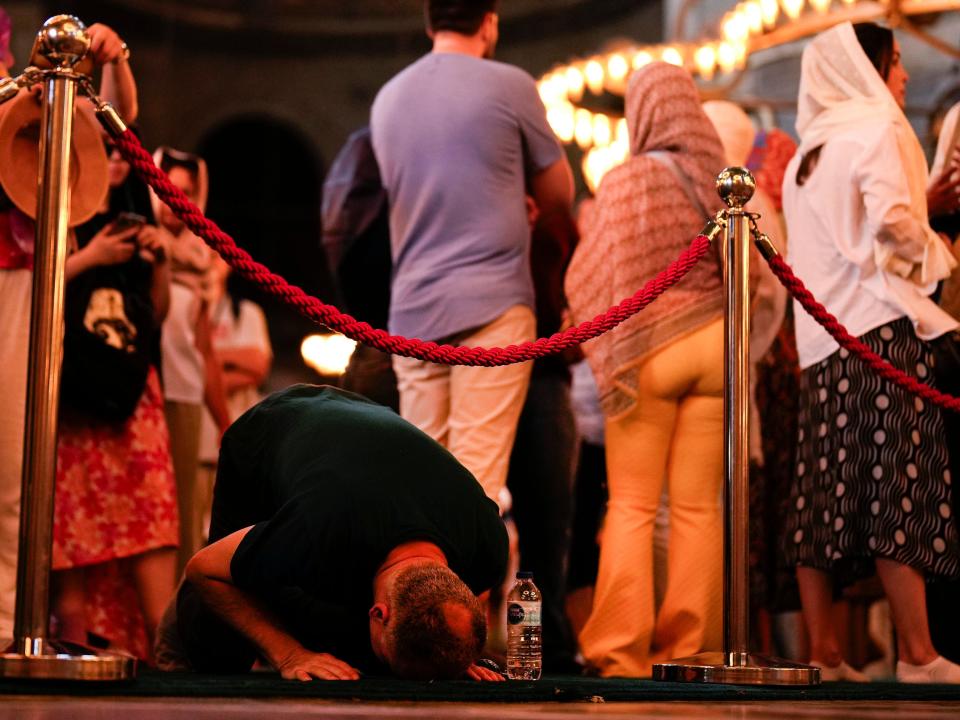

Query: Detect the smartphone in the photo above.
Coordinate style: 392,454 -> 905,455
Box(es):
112,212 -> 147,233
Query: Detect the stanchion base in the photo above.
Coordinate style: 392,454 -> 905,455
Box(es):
653,652 -> 819,686
0,638 -> 136,680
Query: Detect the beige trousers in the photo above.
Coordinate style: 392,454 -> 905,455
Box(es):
579,318 -> 725,677
392,305 -> 535,506
0,270 -> 31,638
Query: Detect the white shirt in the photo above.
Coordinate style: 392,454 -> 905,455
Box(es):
161,282 -> 204,404
570,359 -> 604,446
929,101 -> 960,321
783,120 -> 957,369
198,298 -> 272,463
931,102 -> 960,183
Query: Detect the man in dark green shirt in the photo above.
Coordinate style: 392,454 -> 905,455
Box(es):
159,385 -> 507,681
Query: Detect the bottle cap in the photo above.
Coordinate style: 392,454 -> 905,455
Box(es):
516,571 -> 533,580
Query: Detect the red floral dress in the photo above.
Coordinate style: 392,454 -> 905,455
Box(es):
52,367 -> 178,659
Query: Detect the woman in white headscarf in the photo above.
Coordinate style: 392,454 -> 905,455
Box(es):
781,22 -> 960,683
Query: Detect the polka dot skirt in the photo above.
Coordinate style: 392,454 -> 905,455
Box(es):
784,318 -> 959,581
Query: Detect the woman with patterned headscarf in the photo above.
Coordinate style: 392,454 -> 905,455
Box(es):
782,22 -> 960,682
565,62 -> 727,677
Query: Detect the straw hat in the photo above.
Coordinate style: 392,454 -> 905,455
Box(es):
0,89 -> 108,227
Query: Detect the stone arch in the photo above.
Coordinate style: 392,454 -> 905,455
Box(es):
197,114 -> 331,387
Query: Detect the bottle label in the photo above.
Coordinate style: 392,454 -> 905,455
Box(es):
507,601 -> 541,626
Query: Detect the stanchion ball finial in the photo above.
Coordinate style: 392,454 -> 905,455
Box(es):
36,15 -> 89,69
716,166 -> 756,210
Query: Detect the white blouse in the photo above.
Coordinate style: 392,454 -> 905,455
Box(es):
929,101 -> 960,322
782,119 -> 957,369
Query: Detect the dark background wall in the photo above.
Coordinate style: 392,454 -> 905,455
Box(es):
7,0 -> 663,387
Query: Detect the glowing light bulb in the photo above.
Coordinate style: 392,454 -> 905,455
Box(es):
592,114 -> 612,147
734,40 -> 749,68
301,334 -> 357,376
612,134 -> 628,159
717,42 -> 738,74
809,0 -> 830,12
584,148 -> 610,194
662,46 -> 684,67
583,144 -> 630,194
632,50 -> 653,69
582,151 -> 602,194
760,0 -> 780,27
565,66 -> 584,102
743,1 -> 763,33
607,53 -> 629,83
538,73 -> 563,105
537,80 -> 551,104
612,143 -> 628,166
547,102 -> 575,143
781,0 -> 805,20
616,118 -> 628,144
575,109 -> 594,149
722,11 -> 749,44
585,59 -> 605,95
694,44 -> 717,80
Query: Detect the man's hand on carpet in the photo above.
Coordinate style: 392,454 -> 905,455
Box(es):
276,648 -> 360,681
465,663 -> 506,682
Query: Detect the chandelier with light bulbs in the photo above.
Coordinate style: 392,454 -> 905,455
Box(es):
538,0 -> 960,190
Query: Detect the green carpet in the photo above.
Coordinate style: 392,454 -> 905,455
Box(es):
3,672 -> 960,702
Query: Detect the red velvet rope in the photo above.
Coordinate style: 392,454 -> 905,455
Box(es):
767,254 -> 960,413
116,129 -> 711,367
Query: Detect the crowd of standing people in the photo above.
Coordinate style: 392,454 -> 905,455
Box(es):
357,1 -> 960,683
0,9 -> 271,662
1,0 -> 960,684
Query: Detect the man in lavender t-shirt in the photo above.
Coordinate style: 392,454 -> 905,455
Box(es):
370,0 -> 573,508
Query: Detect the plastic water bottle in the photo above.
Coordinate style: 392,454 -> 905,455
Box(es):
506,571 -> 542,680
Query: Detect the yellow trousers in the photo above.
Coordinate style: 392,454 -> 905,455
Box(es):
579,318 -> 725,677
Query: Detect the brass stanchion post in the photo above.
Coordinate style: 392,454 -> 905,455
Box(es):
0,15 -> 135,681
652,167 -> 818,685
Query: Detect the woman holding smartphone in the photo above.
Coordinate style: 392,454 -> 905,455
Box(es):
0,13 -> 138,642
50,131 -> 178,662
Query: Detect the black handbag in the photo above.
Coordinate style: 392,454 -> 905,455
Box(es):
931,329 -> 960,397
60,259 -> 155,424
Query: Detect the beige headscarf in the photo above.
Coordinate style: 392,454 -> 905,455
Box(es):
702,100 -> 756,169
796,22 -> 954,292
566,63 -> 727,417
702,99 -> 789,463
